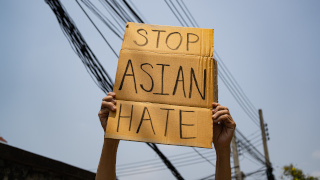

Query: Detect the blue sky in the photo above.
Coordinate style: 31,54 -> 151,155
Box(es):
1,0 -> 320,179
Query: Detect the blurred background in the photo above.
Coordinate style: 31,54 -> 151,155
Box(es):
1,0 -> 320,179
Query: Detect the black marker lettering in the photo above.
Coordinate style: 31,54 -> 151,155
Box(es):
134,29 -> 148,46
140,63 -> 154,92
154,64 -> 170,95
187,33 -> 199,51
160,108 -> 175,136
136,107 -> 156,135
152,30 -> 166,48
189,68 -> 206,100
119,59 -> 137,93
117,104 -> 134,132
172,66 -> 186,97
166,32 -> 182,50
179,110 -> 196,139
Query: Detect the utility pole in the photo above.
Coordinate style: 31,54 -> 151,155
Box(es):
259,109 -> 275,180
231,134 -> 242,180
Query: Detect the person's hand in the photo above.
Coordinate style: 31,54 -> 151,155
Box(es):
212,102 -> 236,152
98,92 -> 117,132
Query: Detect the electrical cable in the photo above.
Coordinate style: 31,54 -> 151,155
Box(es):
117,156 -> 216,177
214,51 -> 259,120
76,0 -> 119,57
215,54 -> 260,122
176,0 -> 195,27
117,156 -> 216,174
178,0 -> 199,27
164,0 -> 267,168
168,0 -> 189,26
218,69 -> 260,126
45,0 -> 114,94
81,0 -> 124,40
117,149 -> 213,168
164,0 -> 185,26
99,0 -> 126,31
192,147 -> 215,167
165,0 -> 261,127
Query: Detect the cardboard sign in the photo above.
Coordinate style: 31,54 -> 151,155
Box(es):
105,22 -> 217,148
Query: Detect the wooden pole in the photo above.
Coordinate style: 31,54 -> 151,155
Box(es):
259,109 -> 274,180
231,134 -> 242,180
259,109 -> 270,167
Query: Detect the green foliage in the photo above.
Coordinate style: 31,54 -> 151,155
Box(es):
281,164 -> 319,180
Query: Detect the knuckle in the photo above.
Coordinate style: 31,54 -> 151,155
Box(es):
221,114 -> 228,118
231,121 -> 236,128
103,96 -> 112,102
101,101 -> 107,107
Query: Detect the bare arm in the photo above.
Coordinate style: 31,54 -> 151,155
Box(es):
215,147 -> 231,180
96,138 -> 119,180
96,92 -> 119,180
211,102 -> 236,180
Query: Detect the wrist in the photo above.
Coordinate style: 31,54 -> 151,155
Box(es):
215,146 -> 231,156
104,138 -> 120,148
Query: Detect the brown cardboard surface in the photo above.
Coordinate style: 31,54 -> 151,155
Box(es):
105,100 -> 213,148
122,22 -> 214,57
113,49 -> 217,108
105,22 -> 217,148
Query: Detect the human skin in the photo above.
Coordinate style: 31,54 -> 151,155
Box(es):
95,92 -> 236,180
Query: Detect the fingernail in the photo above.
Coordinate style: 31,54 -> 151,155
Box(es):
112,106 -> 116,111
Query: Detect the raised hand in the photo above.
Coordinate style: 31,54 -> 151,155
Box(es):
212,102 -> 236,151
98,92 -> 117,132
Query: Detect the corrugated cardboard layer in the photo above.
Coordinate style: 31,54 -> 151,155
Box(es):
122,22 -> 214,57
114,49 -> 217,108
105,100 -> 213,148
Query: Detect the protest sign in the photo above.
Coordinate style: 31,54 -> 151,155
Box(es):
105,22 -> 217,148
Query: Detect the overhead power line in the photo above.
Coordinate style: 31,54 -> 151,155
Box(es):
164,0 -> 265,167
146,143 -> 184,180
76,0 -> 119,57
47,0 -> 269,178
46,0 -> 186,179
192,147 -> 215,167
117,155 -> 216,175
165,0 -> 261,128
45,0 -> 114,94
117,149 -> 213,169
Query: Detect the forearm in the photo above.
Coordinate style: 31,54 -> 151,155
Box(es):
96,138 -> 119,180
215,147 -> 231,180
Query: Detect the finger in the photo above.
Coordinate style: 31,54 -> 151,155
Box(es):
212,106 -> 229,113
212,110 -> 229,119
214,115 -> 236,129
213,114 -> 229,123
101,101 -> 116,111
107,92 -> 116,98
212,102 -> 220,108
102,96 -> 117,106
102,95 -> 113,102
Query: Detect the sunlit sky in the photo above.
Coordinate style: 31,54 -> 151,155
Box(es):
1,0 -> 320,179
